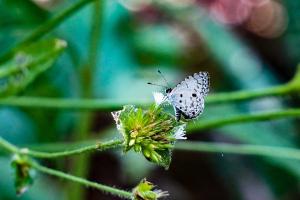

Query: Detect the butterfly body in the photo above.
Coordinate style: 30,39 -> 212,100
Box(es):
165,72 -> 209,121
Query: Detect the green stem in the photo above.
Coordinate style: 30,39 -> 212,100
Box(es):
0,136 -> 131,198
175,141 -> 300,160
0,97 -> 151,110
26,139 -> 122,158
0,84 -> 293,110
0,137 -> 19,154
0,136 -> 122,158
29,161 -> 132,199
68,2 -> 103,199
4,133 -> 300,163
0,0 -> 99,62
0,84 -> 292,110
11,138 -> 300,162
206,64 -> 300,104
1,64 -> 300,110
206,84 -> 290,104
187,109 -> 300,132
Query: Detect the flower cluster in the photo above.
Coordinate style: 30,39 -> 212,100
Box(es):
112,104 -> 186,168
132,178 -> 168,200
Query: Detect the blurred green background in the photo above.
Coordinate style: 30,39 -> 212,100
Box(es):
1,0 -> 300,199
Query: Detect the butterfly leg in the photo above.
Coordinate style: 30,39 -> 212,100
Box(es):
175,107 -> 182,121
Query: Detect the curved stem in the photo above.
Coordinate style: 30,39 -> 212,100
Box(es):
0,136 -> 122,159
207,65 -> 300,104
206,84 -> 290,104
0,85 -> 290,110
0,64 -> 299,110
0,137 -> 19,154
1,64 -> 300,110
0,0 -> 99,62
175,141 -> 300,160
188,109 -> 300,132
4,132 -> 300,162
0,85 -> 293,110
14,137 -> 300,162
27,139 -> 123,158
0,136 -> 131,198
29,161 -> 132,199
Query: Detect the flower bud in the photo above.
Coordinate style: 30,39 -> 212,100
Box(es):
132,178 -> 169,200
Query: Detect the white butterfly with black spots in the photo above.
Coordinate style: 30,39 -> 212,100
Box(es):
165,72 -> 210,121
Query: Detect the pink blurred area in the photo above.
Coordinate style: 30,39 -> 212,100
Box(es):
198,0 -> 288,38
117,0 -> 288,39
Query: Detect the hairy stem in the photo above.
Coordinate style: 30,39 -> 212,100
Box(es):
1,65 -> 300,110
206,84 -> 289,104
26,139 -> 122,158
6,137 -> 300,162
30,161 -> 132,199
0,83 -> 293,110
0,136 -> 122,158
0,136 -> 131,198
0,84 -> 293,110
188,109 -> 300,132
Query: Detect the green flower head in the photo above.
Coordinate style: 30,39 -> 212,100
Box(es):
112,104 -> 186,169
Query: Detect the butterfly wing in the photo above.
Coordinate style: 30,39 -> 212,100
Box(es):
167,72 -> 209,119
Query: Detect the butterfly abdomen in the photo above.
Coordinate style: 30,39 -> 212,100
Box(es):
175,107 -> 182,121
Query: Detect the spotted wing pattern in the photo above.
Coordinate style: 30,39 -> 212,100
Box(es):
167,72 -> 209,119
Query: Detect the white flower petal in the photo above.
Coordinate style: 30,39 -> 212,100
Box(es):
154,189 -> 169,198
173,124 -> 187,140
111,111 -> 122,130
153,92 -> 166,105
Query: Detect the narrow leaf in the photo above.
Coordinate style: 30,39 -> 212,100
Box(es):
0,39 -> 67,97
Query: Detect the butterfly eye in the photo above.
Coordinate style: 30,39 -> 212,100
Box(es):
165,88 -> 172,93
192,93 -> 197,97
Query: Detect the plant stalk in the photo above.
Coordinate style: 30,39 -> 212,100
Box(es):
30,161 -> 132,199
188,109 -> 300,132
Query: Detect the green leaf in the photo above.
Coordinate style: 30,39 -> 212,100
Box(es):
0,38 -> 66,97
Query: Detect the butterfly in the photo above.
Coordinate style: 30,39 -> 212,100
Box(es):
150,71 -> 210,121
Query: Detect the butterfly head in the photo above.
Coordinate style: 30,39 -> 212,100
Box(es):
165,88 -> 172,94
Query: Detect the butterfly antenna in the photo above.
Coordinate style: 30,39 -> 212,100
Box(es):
157,69 -> 171,88
147,82 -> 166,88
